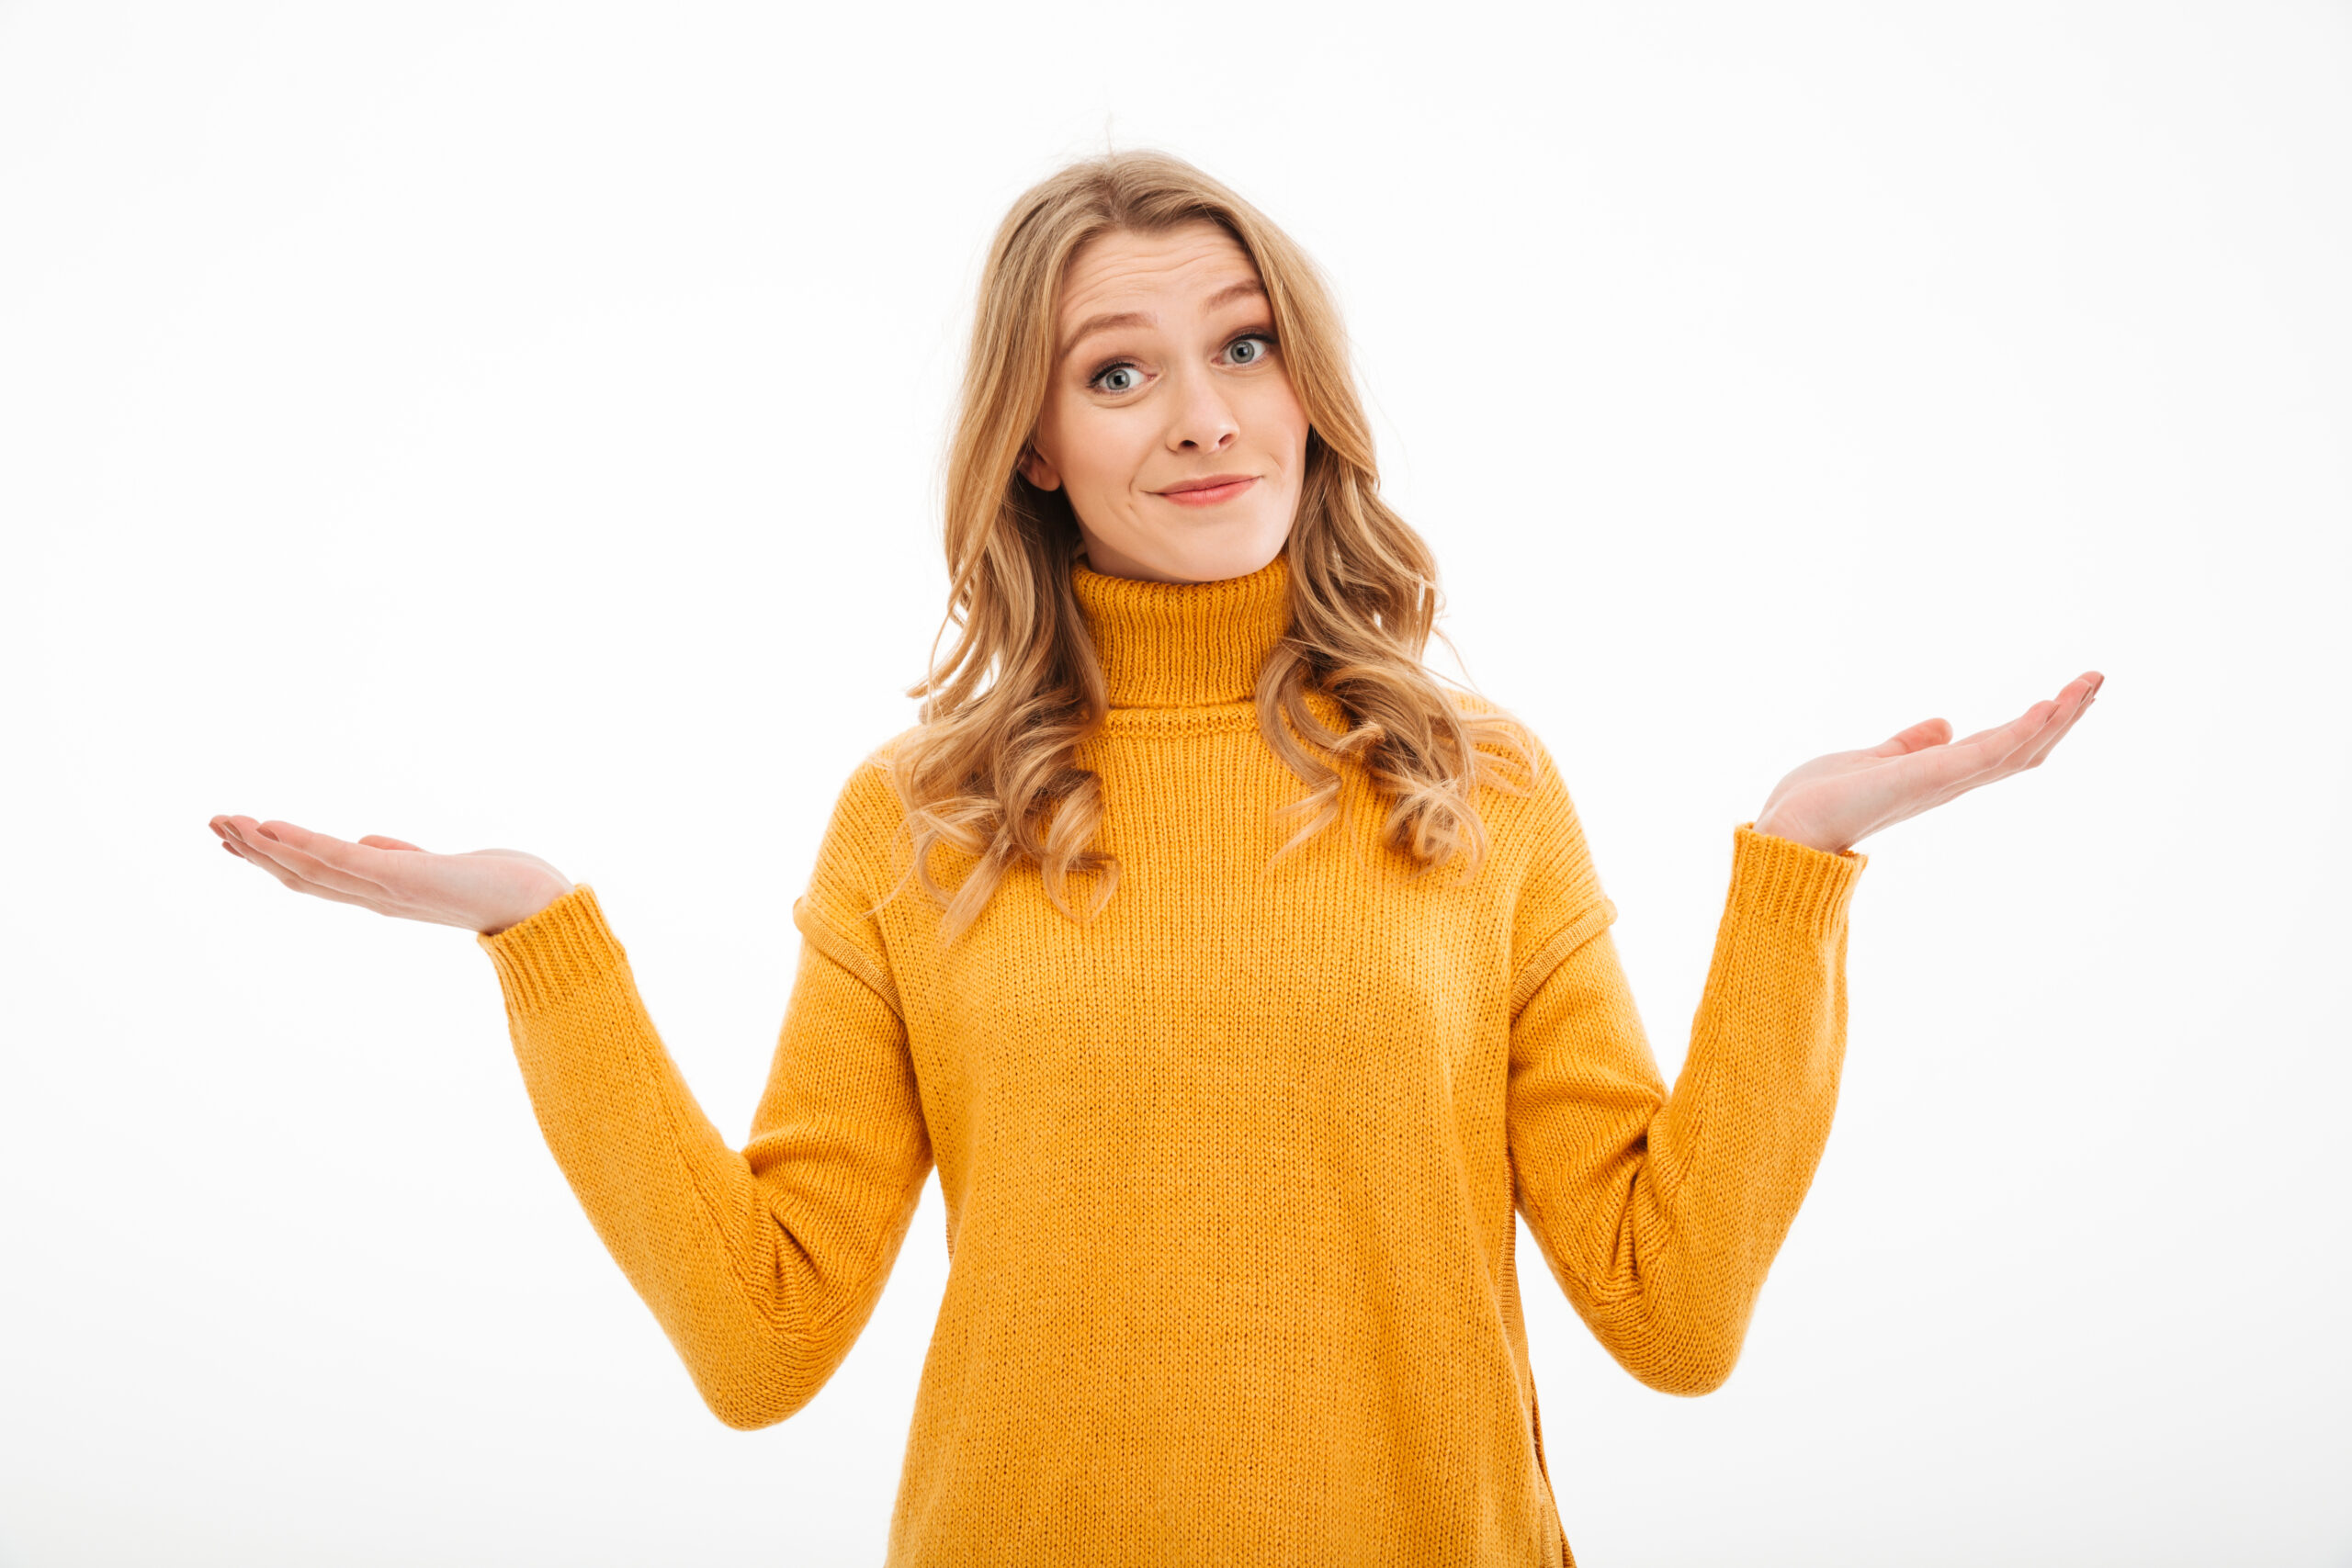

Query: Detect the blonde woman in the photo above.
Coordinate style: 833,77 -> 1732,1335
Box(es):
209,152 -> 2099,1565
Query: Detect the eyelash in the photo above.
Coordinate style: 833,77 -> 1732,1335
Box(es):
1087,332 -> 1278,393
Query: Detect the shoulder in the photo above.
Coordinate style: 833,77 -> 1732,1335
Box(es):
845,724 -> 923,801
1442,686 -> 1571,803
805,725 -> 923,899
1441,687 -> 1608,929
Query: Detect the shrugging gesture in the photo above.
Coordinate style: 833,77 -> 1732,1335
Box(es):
1753,671 -> 2102,855
196,142 -> 2120,1565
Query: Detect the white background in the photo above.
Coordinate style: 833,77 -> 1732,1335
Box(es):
3,3 -> 2346,1564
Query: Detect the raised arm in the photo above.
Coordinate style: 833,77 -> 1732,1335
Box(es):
477,881 -> 932,1429
1508,825 -> 1861,1395
1508,670 -> 2098,1393
211,733 -> 941,1431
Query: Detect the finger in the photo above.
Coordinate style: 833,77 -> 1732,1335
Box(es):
237,855 -> 381,911
219,824 -> 375,909
1897,728 -> 2010,801
358,835 -> 428,852
1915,686 -> 2097,808
1901,694 -> 2064,805
253,819 -> 402,899
1882,677 -> 2107,822
1903,707 -> 2043,796
1866,717 -> 1953,759
228,819 -> 397,905
1977,699 -> 2064,769
1990,675 -> 2099,774
2013,691 -> 2097,772
218,815 -> 277,860
1942,673 -> 2090,755
1944,697 -> 2052,760
218,817 -> 316,886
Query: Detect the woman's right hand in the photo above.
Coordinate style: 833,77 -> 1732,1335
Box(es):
209,815 -> 575,936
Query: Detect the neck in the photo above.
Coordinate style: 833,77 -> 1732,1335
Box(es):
1070,552 -> 1293,708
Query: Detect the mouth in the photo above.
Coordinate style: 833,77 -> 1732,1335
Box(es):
1152,474 -> 1257,507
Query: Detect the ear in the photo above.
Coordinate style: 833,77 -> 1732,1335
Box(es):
1019,444 -> 1062,492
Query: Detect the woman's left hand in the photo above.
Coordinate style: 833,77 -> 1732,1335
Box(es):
1751,671 -> 2103,855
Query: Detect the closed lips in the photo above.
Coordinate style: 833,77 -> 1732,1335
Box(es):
1155,475 -> 1255,502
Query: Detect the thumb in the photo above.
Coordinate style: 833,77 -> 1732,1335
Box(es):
358,835 -> 428,852
1868,717 -> 1952,758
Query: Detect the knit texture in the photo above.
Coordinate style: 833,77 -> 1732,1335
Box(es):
477,551 -> 1866,1567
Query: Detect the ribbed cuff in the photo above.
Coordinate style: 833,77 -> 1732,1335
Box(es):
474,883 -> 630,1014
1728,823 -> 1866,942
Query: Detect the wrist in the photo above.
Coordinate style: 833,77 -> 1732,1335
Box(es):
480,876 -> 576,939
1751,815 -> 1849,856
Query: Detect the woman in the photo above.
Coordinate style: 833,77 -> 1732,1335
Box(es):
209,151 -> 2098,1566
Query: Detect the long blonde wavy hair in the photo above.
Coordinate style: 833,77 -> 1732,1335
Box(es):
884,149 -> 1533,942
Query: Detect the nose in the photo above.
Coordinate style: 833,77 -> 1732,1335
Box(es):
1163,363 -> 1239,455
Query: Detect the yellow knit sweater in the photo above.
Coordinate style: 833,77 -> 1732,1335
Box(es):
477,551 -> 1865,1567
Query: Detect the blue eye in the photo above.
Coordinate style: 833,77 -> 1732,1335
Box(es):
1095,364 -> 1140,393
1224,334 -> 1274,366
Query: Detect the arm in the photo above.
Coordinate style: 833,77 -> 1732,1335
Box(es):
1507,670 -> 2097,1393
1509,824 -> 1863,1395
477,883 -> 932,1430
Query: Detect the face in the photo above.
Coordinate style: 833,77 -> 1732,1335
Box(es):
1021,220 -> 1310,584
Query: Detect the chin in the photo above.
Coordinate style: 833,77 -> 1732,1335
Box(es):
1085,501 -> 1295,584
1174,513 -> 1294,582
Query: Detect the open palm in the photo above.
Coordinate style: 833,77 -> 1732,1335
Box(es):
208,815 -> 573,936
1755,671 -> 2103,855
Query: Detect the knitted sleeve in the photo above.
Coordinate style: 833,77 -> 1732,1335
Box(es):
475,759 -> 933,1430
1505,744 -> 1865,1396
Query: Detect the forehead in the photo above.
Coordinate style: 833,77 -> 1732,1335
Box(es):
1056,221 -> 1262,336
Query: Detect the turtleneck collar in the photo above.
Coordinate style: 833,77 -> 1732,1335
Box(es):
1069,551 -> 1294,709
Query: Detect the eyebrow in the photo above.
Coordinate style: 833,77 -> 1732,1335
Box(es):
1059,277 -> 1268,362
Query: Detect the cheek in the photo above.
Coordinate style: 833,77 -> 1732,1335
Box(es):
1057,406 -> 1155,495
1250,379 -> 1311,470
